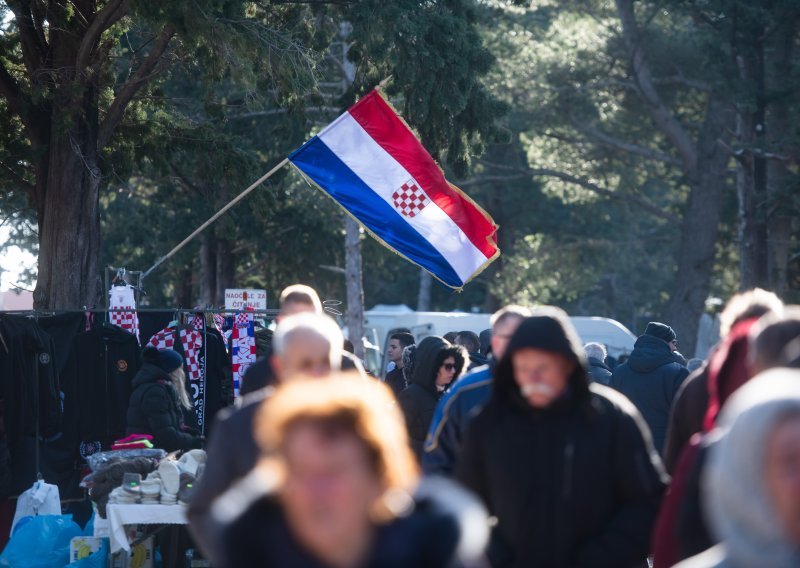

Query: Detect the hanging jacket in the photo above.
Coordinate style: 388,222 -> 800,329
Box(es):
61,325 -> 140,450
0,316 -> 62,443
126,360 -> 203,452
610,334 -> 689,453
456,312 -> 667,568
398,337 -> 467,458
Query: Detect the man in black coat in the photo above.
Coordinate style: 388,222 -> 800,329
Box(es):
583,342 -> 613,385
188,313 -> 364,566
384,331 -> 415,397
456,308 -> 667,568
238,284 -> 324,395
610,322 -> 689,454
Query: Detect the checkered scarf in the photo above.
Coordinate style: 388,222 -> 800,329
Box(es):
108,286 -> 140,344
231,312 -> 256,398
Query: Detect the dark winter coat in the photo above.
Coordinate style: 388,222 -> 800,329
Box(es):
422,363 -> 493,476
663,366 -> 709,474
398,337 -> 467,458
126,361 -> 203,452
0,315 -> 62,443
61,325 -> 140,450
384,366 -> 407,397
587,357 -> 613,385
610,334 -> 689,453
219,477 -> 485,568
456,312 -> 668,568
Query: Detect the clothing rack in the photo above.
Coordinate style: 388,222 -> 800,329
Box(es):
0,308 -> 280,316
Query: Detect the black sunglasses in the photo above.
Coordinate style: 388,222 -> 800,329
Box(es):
442,363 -> 457,371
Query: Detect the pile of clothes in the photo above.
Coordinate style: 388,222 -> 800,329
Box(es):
107,450 -> 205,507
88,449 -> 206,517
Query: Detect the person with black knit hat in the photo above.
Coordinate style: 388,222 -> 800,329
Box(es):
610,321 -> 689,455
456,307 -> 667,568
126,347 -> 204,452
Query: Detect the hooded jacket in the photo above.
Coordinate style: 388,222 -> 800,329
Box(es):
398,337 -> 466,458
126,349 -> 203,452
610,333 -> 689,453
456,309 -> 667,568
422,361 -> 493,476
675,369 -> 800,568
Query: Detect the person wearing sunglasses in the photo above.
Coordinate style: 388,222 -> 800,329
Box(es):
398,336 -> 468,459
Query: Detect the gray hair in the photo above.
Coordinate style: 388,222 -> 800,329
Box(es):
273,313 -> 344,369
490,305 -> 531,329
583,342 -> 607,361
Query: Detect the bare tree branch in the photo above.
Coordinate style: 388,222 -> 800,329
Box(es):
529,167 -> 681,223
615,0 -> 699,174
97,23 -> 175,149
458,174 -> 529,188
75,0 -> 131,74
573,120 -> 682,166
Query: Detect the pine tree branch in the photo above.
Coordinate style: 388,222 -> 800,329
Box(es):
75,0 -> 130,74
615,0 -> 698,174
573,120 -> 682,167
528,167 -> 681,223
97,23 -> 175,150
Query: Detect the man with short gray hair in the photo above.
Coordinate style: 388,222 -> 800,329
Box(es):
189,312 -> 357,565
584,342 -> 612,385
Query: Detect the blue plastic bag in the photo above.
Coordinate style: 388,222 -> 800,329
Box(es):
66,538 -> 108,568
0,514 -> 82,568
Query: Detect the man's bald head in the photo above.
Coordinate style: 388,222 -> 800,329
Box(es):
272,313 -> 344,382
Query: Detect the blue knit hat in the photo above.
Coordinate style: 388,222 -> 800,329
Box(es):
157,349 -> 183,373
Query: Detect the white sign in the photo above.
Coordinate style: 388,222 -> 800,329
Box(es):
224,289 -> 268,310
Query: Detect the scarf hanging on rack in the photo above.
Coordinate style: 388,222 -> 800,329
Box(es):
108,285 -> 140,343
231,312 -> 255,398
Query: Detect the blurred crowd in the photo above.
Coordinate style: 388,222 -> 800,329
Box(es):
173,285 -> 800,567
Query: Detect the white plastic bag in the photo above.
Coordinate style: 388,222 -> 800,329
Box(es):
11,480 -> 61,535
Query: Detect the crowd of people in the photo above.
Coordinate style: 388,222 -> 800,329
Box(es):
127,284 -> 800,567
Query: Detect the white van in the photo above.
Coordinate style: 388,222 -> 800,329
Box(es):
368,309 -> 636,372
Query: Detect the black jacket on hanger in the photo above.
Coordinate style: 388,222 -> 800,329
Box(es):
61,324 -> 141,450
0,315 -> 62,443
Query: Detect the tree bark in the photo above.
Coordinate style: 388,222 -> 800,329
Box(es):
417,269 -> 432,311
198,231 -> 218,307
344,216 -> 365,359
666,95 -> 734,356
765,13 -> 797,297
215,238 -> 235,306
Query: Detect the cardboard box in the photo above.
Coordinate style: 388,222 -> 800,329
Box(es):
70,537 -> 104,563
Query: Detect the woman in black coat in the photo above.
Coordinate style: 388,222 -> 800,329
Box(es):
126,347 -> 203,452
398,337 -> 467,458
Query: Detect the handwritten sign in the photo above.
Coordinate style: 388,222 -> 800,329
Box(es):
224,289 -> 267,310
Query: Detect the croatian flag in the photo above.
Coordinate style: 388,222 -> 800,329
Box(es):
289,90 -> 499,289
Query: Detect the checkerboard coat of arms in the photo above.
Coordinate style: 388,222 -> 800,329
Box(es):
392,180 -> 430,218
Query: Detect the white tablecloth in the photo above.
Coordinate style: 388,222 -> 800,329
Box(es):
103,504 -> 187,553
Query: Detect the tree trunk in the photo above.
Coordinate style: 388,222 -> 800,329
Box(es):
33,93 -> 101,310
765,14 -> 797,297
735,29 -> 769,290
417,269 -> 432,311
215,238 -> 235,306
198,230 -> 217,307
666,95 -> 734,357
344,216 -> 365,359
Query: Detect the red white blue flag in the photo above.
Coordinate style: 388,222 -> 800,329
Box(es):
289,90 -> 499,289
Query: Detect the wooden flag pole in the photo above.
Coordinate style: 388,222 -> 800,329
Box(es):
142,157 -> 290,280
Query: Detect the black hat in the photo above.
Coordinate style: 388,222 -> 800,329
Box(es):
143,346 -> 183,373
645,322 -> 676,343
